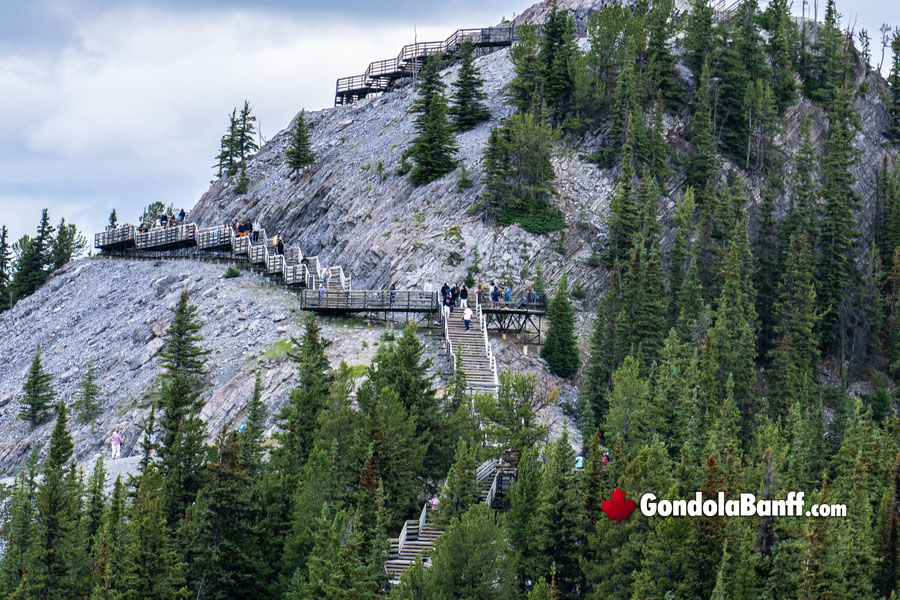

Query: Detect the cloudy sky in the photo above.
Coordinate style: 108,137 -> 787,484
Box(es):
0,0 -> 896,249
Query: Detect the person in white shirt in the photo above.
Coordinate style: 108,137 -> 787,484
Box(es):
463,306 -> 474,331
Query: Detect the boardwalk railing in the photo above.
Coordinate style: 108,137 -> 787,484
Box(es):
95,225 -> 136,248
295,289 -> 437,312
478,304 -> 500,389
335,24 -> 534,105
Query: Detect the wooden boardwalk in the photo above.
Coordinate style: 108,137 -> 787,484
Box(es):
335,25 -> 534,106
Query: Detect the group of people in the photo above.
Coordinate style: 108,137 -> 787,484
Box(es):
141,208 -> 187,232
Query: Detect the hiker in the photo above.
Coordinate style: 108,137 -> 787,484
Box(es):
460,285 -> 469,309
160,213 -> 168,227
276,235 -> 285,256
463,305 -> 473,331
490,283 -> 501,307
504,284 -> 511,305
318,282 -> 326,305
424,278 -> 434,293
575,452 -> 585,470
430,494 -> 440,512
602,450 -> 610,470
111,429 -> 123,459
451,284 -> 460,307
252,218 -> 261,242
177,208 -> 185,223
475,284 -> 483,307
390,284 -> 397,306
531,287 -> 539,305
440,282 -> 450,300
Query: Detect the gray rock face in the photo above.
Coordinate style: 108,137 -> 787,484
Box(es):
0,257 -> 433,477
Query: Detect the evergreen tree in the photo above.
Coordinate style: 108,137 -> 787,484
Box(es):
753,183 -> 781,355
436,439 -> 479,527
534,431 -> 583,599
187,431 -> 265,599
156,287 -> 210,526
214,109 -> 238,177
505,447 -> 543,591
783,112 -> 818,245
28,403 -> 80,599
540,1 -> 579,121
808,0 -> 850,108
428,504 -> 511,599
119,467 -> 188,600
294,508 -> 373,600
508,24 -> 544,113
0,453 -> 39,597
242,370 -> 267,475
713,17 -> 752,162
888,31 -> 900,143
0,225 -> 12,311
235,100 -> 258,165
602,355 -> 652,455
90,476 -> 126,600
50,218 -> 86,271
687,60 -> 717,193
18,346 -> 55,426
621,241 -> 668,366
603,113 -> 640,266
74,360 -> 102,428
108,209 -> 117,228
409,89 -> 457,185
645,0 -> 681,109
878,157 -> 900,261
285,109 -> 315,173
541,271 -> 580,378
449,39 -> 491,131
816,83 -> 859,348
477,370 -> 551,467
9,209 -> 54,305
766,0 -> 797,111
683,0 -> 715,83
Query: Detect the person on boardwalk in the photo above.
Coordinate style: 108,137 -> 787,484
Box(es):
390,284 -> 397,306
252,218 -> 261,242
276,235 -> 285,256
430,494 -> 440,512
111,429 -> 123,459
423,278 -> 434,304
491,283 -> 501,307
451,284 -> 460,307
504,284 -> 511,305
460,284 -> 469,309
463,305 -> 473,331
318,282 -> 326,305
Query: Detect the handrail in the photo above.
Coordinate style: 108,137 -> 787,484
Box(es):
475,458 -> 498,483
477,304 -> 500,390
418,503 -> 428,533
484,471 -> 500,509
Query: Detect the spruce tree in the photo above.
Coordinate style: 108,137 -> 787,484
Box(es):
187,431 -> 265,599
888,31 -> 900,143
476,371 -> 551,467
294,508 -> 373,600
235,100 -> 258,164
242,370 -> 267,475
449,38 -> 491,132
541,271 -> 580,378
436,439 -> 480,527
50,218 -> 86,271
877,156 -> 900,261
603,113 -> 640,266
0,453 -> 39,597
119,467 -> 188,599
108,209 -> 117,228
285,109 -> 315,173
90,476 -> 126,600
74,360 -> 102,428
9,209 -> 54,305
540,1 -> 578,121
713,17 -> 751,162
18,346 -> 55,426
816,83 -> 859,348
783,112 -> 818,245
683,0 -> 715,83
687,60 -> 716,193
29,403 -> 80,599
156,287 -> 210,526
409,89 -> 457,185
506,447 -> 543,589
766,0 -> 797,111
769,233 -> 819,418
645,0 -> 681,109
507,24 -> 544,113
753,184 -> 781,356
0,225 -> 12,311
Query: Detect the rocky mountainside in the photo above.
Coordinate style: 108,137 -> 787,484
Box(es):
0,257 -> 435,477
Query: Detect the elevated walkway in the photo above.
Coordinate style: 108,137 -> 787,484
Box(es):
385,458 -> 516,584
335,25 -> 534,106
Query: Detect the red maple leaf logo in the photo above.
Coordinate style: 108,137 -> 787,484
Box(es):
601,487 -> 635,523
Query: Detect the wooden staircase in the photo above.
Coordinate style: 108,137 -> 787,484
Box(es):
441,303 -> 499,394
385,458 -> 514,584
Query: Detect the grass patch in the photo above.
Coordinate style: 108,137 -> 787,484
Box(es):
349,364 -> 368,379
223,266 -> 241,279
265,338 -> 297,361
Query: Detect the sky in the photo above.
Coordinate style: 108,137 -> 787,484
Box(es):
0,0 -> 897,250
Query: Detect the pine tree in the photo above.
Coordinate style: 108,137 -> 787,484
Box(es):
427,504 -> 511,599
90,476 -> 125,600
108,209 -> 117,228
235,100 -> 258,164
476,371 -> 551,467
119,467 -> 188,600
294,508 -> 373,600
766,0 -> 797,111
9,209 -> 55,305
18,346 -> 55,426
714,16 -> 752,162
215,109 -> 238,177
809,0 -> 850,108
683,0 -> 715,83
878,157 -> 900,261
508,24 -> 544,113
621,241 -> 668,366
156,287 -> 210,526
449,39 -> 491,131
687,60 -> 717,193
753,183 -> 781,356
541,271 -> 580,378
540,1 -> 579,122
603,113 -> 640,266
436,439 -> 480,527
0,224 -> 10,311
187,431 -> 265,599
0,453 -> 39,597
50,218 -> 86,271
645,0 -> 681,109
602,355 -> 652,455
506,447 -> 543,590
285,109 -> 315,173
28,403 -> 81,599
242,370 -> 267,475
409,89 -> 458,185
816,83 -> 859,348
783,112 -> 818,245
888,31 -> 900,143
74,360 -> 102,428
